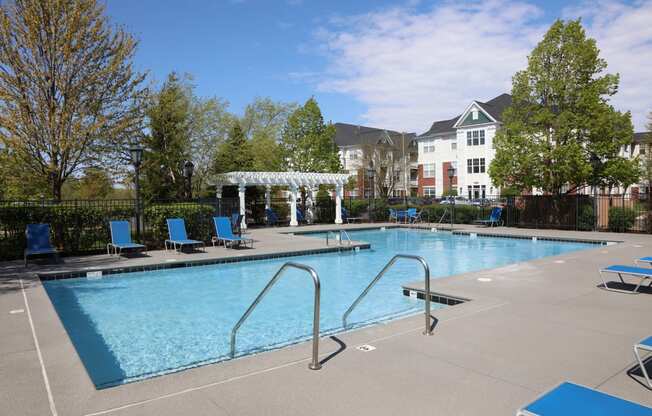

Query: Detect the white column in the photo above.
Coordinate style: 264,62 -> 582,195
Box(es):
265,185 -> 272,210
238,183 -> 247,230
290,185 -> 298,226
335,183 -> 343,224
215,185 -> 223,199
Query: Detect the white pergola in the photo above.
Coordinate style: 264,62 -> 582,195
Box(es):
214,171 -> 353,228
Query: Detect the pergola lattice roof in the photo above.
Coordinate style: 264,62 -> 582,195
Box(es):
216,171 -> 352,187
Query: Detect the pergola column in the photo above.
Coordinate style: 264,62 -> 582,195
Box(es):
265,185 -> 272,210
290,184 -> 298,226
335,183 -> 343,224
238,183 -> 247,230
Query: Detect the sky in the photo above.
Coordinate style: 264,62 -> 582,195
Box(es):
106,0 -> 652,134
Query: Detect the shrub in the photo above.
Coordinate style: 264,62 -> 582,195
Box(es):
347,199 -> 369,217
608,207 -> 636,232
577,204 -> 595,231
143,203 -> 216,247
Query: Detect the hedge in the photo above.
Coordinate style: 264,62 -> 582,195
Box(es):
0,203 -> 135,260
143,203 -> 218,248
608,207 -> 636,232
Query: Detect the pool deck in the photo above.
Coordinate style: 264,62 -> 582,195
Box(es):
1,223 -> 651,415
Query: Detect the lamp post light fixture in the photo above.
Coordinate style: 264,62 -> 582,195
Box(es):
183,160 -> 195,200
447,165 -> 456,230
366,165 -> 375,222
590,153 -> 601,231
129,145 -> 144,241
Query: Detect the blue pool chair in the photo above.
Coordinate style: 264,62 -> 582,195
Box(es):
636,257 -> 652,266
634,336 -> 652,388
599,265 -> 652,294
107,221 -> 146,256
389,208 -> 398,222
24,223 -> 59,266
296,208 -> 305,223
407,208 -> 422,223
475,206 -> 503,227
213,217 -> 253,249
516,381 -> 652,415
265,208 -> 282,226
165,218 -> 205,253
341,207 -> 348,222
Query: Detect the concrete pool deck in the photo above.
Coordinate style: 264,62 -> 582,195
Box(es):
1,224 -> 651,415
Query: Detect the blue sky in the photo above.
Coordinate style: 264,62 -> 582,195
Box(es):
106,0 -> 652,132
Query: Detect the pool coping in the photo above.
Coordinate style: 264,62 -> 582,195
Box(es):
36,242 -> 370,281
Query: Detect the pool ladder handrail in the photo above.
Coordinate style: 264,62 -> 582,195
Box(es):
326,229 -> 352,246
229,261 -> 322,370
342,254 -> 433,336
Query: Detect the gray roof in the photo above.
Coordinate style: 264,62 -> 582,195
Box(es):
334,123 -> 416,147
633,131 -> 651,144
420,93 -> 512,137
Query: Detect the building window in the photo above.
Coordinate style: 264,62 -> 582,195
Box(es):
466,158 -> 485,174
349,152 -> 358,160
423,186 -> 436,197
472,109 -> 478,120
423,140 -> 435,153
423,163 -> 435,178
467,185 -> 486,200
451,142 -> 457,150
466,130 -> 485,146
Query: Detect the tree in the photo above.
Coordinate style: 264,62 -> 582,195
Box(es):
0,0 -> 147,200
62,168 -> 113,199
280,98 -> 341,173
489,19 -> 637,195
643,114 -> 652,192
213,121 -> 254,174
241,97 -> 295,172
142,73 -> 191,200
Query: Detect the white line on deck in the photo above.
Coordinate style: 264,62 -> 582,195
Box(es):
84,301 -> 509,416
20,279 -> 58,416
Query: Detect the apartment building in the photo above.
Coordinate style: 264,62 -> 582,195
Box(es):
334,123 -> 418,198
416,93 -> 512,198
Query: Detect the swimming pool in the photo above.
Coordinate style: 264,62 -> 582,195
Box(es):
43,228 -> 596,388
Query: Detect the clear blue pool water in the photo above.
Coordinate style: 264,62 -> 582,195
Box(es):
43,228 -> 596,388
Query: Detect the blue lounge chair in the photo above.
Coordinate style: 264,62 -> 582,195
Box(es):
107,221 -> 146,256
634,336 -> 652,388
599,265 -> 652,294
24,223 -> 59,266
636,257 -> 652,266
389,208 -> 397,222
516,381 -> 652,416
516,381 -> 652,415
407,208 -> 423,223
213,217 -> 253,249
165,218 -> 205,253
475,206 -> 503,227
296,208 -> 305,223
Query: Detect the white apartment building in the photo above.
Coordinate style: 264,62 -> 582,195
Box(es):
416,93 -> 512,199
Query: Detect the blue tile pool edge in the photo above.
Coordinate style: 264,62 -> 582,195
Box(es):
37,243 -> 370,281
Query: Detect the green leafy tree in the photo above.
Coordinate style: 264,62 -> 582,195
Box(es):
241,97 -> 295,172
142,73 -> 191,200
62,168 -> 114,199
0,0 -> 147,200
213,121 -> 254,173
280,98 -> 341,173
489,19 -> 637,195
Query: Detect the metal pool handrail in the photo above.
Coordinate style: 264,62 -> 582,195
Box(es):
342,254 -> 433,336
229,261 -> 322,370
326,229 -> 352,246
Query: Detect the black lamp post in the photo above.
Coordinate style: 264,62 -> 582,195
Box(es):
129,145 -> 144,241
447,165 -> 456,229
366,165 -> 375,222
590,154 -> 601,231
183,160 -> 195,200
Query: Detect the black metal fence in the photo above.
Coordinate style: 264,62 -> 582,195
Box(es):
1,192 -> 651,261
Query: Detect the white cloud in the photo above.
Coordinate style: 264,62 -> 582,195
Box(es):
564,0 -> 652,131
313,0 -> 652,132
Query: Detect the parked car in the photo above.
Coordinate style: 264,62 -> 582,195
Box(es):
440,196 -> 472,205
